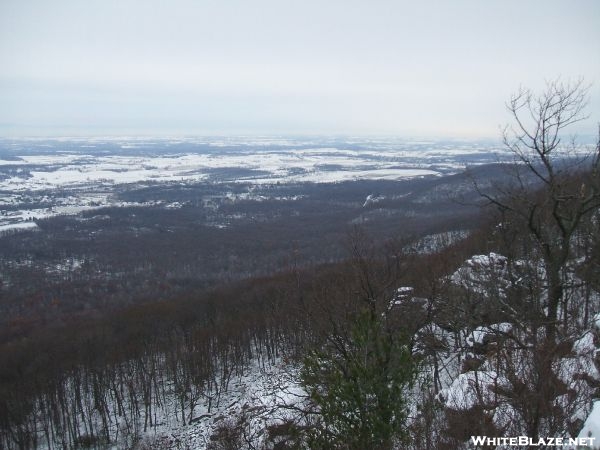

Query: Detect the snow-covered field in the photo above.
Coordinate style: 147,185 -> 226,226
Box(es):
0,137 -> 503,231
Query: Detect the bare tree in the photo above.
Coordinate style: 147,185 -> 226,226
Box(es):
451,79 -> 600,441
478,78 -> 600,343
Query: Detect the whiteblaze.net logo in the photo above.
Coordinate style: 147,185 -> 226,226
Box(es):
470,436 -> 596,447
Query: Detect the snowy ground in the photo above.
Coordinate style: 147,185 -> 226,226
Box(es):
113,360 -> 305,450
0,137 -> 504,231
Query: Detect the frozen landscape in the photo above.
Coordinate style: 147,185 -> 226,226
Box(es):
2,0 -> 599,447
0,137 -> 503,232
1,135 -> 599,450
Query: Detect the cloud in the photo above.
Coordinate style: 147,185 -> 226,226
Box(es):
1,0 -> 599,136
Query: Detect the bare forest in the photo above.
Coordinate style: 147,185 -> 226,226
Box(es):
1,81 -> 599,449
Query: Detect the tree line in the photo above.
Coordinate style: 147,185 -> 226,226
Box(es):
0,79 -> 599,449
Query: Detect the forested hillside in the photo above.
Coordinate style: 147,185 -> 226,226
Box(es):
1,81 -> 599,450
1,160 -> 599,448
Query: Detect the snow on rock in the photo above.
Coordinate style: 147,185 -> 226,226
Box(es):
574,332 -> 597,356
451,252 -> 510,296
388,286 -> 431,313
469,253 -> 507,268
435,250 -> 600,442
594,313 -> 600,333
466,323 -> 513,348
413,323 -> 454,358
397,286 -> 414,295
556,354 -> 600,387
579,401 -> 600,442
389,286 -> 415,308
441,370 -> 506,411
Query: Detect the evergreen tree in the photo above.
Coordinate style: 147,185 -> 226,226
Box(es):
300,309 -> 417,450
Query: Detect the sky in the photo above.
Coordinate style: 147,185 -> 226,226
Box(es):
0,0 -> 599,138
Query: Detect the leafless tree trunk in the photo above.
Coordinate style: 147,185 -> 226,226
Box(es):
478,78 -> 600,343
469,78 -> 600,439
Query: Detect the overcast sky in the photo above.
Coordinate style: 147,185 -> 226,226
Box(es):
1,0 -> 599,137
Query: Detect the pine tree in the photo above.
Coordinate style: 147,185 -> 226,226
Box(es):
300,309 -> 417,450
